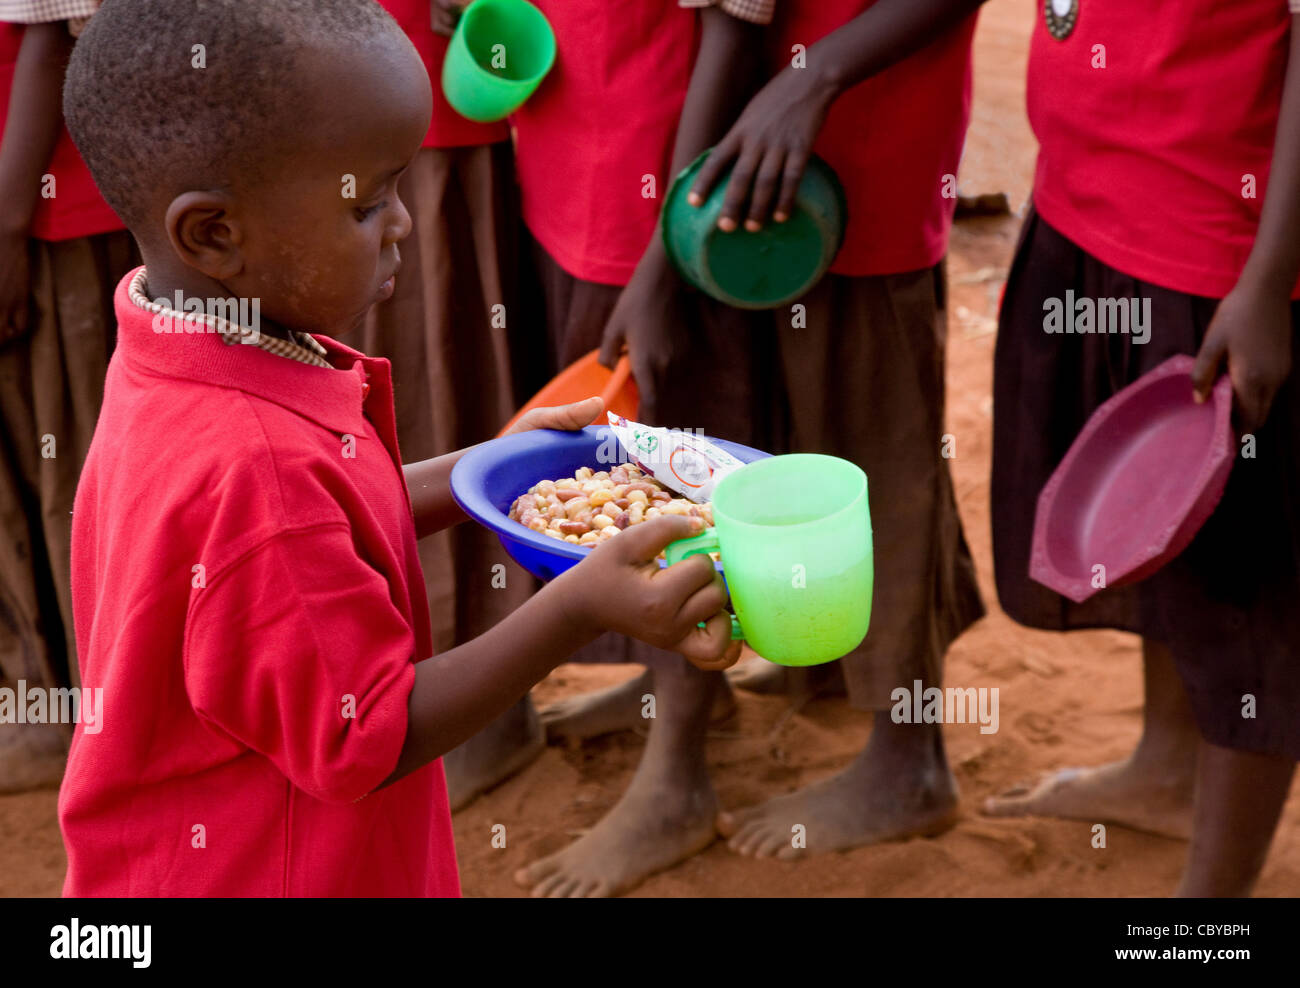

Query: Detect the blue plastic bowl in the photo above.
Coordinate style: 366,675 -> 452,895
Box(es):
450,425 -> 771,582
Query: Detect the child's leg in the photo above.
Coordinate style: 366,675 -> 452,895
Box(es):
982,639 -> 1197,837
538,665 -> 736,745
719,265 -> 978,856
515,655 -> 721,897
1177,742 -> 1295,897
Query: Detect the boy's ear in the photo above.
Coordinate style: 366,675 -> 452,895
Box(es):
163,191 -> 244,280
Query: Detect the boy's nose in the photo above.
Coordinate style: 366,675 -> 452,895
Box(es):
386,196 -> 413,244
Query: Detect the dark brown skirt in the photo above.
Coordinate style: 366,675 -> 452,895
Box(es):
525,236 -> 985,706
993,207 -> 1300,758
0,229 -> 140,696
343,143 -> 537,652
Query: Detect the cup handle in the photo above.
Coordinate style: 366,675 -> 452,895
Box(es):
664,528 -> 745,641
663,528 -> 721,566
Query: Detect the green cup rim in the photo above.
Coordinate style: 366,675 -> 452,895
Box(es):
712,453 -> 867,532
455,0 -> 557,88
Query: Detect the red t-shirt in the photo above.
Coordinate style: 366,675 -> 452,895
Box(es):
0,22 -> 124,242
378,0 -> 509,147
766,1 -> 976,277
513,0 -> 697,285
61,269 -> 460,897
1028,0 -> 1300,299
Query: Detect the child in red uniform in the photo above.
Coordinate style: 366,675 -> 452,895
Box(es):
58,0 -> 737,897
985,0 -> 1300,897
361,0 -> 542,811
513,0 -> 986,896
0,2 -> 137,793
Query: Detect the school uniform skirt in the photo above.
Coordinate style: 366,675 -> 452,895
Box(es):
0,229 -> 139,699
346,142 -> 537,653
993,207 -> 1300,759
525,237 -> 986,707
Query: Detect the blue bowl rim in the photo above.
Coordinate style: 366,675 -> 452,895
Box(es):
450,425 -> 772,568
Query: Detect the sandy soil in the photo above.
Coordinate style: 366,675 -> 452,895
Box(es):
3,0 -> 1296,898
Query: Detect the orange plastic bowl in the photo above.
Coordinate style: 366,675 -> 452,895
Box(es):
499,350 -> 639,437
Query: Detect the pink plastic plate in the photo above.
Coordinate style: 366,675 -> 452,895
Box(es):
1030,355 -> 1235,603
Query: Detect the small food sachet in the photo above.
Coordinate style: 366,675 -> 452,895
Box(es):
604,413 -> 744,503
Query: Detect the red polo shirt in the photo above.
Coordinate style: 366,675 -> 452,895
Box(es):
1028,0 -> 1300,299
60,269 -> 460,898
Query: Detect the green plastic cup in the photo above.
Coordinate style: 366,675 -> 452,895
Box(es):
661,149 -> 848,310
442,0 -> 556,123
664,454 -> 872,666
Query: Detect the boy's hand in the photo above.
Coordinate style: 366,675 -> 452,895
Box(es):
430,0 -> 463,37
598,245 -> 686,419
504,396 -> 604,435
1191,278 -> 1294,434
555,515 -> 741,671
687,66 -> 836,233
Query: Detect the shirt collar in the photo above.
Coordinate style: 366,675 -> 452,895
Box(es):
114,266 -> 383,439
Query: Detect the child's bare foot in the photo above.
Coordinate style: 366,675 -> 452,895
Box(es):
0,723 -> 67,794
444,697 -> 544,812
983,639 -> 1198,840
982,759 -> 1195,840
726,654 -> 846,699
514,758 -> 717,897
539,669 -> 736,744
717,715 -> 958,858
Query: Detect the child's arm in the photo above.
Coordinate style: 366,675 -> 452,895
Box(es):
404,396 -> 603,539
597,7 -> 767,403
379,514 -> 737,787
1191,13 -> 1300,432
0,21 -> 75,341
687,0 -> 987,233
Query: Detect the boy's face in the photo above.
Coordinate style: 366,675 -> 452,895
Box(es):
226,39 -> 432,339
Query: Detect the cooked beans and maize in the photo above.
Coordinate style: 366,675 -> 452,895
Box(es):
508,464 -> 715,554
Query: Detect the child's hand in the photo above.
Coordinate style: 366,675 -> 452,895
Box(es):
598,246 -> 686,420
430,0 -> 463,38
1191,278 -> 1294,434
554,515 -> 742,671
687,65 -> 835,233
504,396 -> 605,435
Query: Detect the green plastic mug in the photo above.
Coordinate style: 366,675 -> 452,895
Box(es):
442,0 -> 556,123
664,454 -> 872,666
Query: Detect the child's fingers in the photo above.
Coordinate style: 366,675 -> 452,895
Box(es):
688,135 -> 740,208
745,148 -> 787,231
674,613 -> 742,671
651,549 -> 719,605
718,144 -> 763,232
615,514 -> 705,563
773,149 -> 809,223
1190,328 -> 1227,403
597,320 -> 626,368
674,572 -> 730,629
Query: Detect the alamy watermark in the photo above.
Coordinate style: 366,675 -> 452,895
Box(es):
1043,291 -> 1151,344
0,680 -> 103,734
151,291 -> 261,343
890,679 -> 999,734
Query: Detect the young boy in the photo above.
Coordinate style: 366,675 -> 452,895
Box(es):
0,2 -> 137,793
514,0 -> 986,896
57,0 -> 737,898
985,0 -> 1300,896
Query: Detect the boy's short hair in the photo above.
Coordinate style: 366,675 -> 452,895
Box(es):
64,0 -> 403,230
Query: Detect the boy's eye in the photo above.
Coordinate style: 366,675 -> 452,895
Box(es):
355,200 -> 387,221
